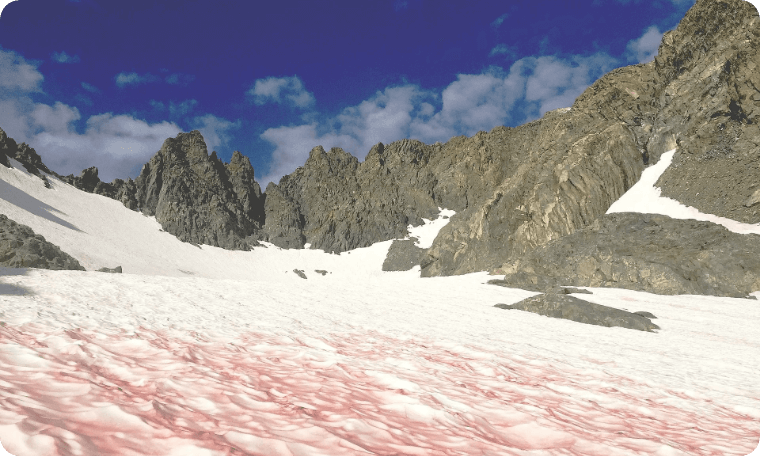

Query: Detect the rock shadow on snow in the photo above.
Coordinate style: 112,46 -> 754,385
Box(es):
0,179 -> 81,232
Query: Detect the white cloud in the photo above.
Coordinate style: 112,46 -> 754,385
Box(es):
10,105 -> 182,182
524,54 -> 617,115
489,44 -> 515,58
169,99 -> 198,118
51,51 -> 80,64
149,100 -> 165,111
0,48 -> 43,92
81,82 -> 99,93
191,114 -> 241,154
626,26 -> 663,64
114,72 -> 159,88
248,76 -> 315,109
491,13 -> 508,29
164,73 -> 195,86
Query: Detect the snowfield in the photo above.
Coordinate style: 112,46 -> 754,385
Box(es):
0,149 -> 759,455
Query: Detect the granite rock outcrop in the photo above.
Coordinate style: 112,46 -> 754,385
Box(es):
492,213 -> 760,298
0,214 -> 85,271
650,0 -> 760,224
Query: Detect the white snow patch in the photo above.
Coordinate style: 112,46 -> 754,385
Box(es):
407,207 -> 456,248
607,149 -> 760,234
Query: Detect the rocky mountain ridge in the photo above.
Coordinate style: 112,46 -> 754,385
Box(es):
1,0 -> 758,298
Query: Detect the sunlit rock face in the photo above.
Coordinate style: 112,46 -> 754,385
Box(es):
494,213 -> 760,298
425,0 -> 760,276
649,0 -> 760,224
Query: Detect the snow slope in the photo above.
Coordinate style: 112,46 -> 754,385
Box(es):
0,153 -> 759,455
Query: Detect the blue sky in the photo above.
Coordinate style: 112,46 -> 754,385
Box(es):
0,0 -> 696,185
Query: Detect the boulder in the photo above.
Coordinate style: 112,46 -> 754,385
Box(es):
0,214 -> 85,271
494,292 -> 660,332
495,213 -> 760,298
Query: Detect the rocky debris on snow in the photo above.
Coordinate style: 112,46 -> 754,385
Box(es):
494,292 -> 660,332
97,266 -> 123,273
493,213 -> 760,298
382,238 -> 427,271
0,214 -> 85,271
314,270 -> 328,276
293,269 -> 307,279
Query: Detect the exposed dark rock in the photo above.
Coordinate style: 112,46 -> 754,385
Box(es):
293,269 -> 307,279
0,214 -> 85,271
132,131 -> 263,250
494,293 -> 660,332
0,127 -> 54,179
97,266 -> 122,273
634,311 -> 657,319
382,238 -> 426,272
650,0 -> 760,224
259,182 -> 305,249
314,269 -> 328,276
495,213 -> 760,298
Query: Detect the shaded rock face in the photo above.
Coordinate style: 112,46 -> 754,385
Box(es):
259,182 -> 305,249
0,214 -> 85,271
0,128 -> 54,181
382,238 -> 426,272
650,0 -> 760,224
131,131 -> 264,250
263,128 -> 537,252
494,292 -> 660,332
496,213 -> 760,298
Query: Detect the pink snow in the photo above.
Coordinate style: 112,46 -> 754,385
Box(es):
0,149 -> 759,455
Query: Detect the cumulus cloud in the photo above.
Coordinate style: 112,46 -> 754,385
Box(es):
0,48 -> 43,92
259,52 -> 618,186
0,49 -> 182,181
524,53 -> 617,115
248,76 -> 315,109
51,51 -> 80,64
114,71 -> 159,88
0,97 -> 181,181
626,26 -> 663,63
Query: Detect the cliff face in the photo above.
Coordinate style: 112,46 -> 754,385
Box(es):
649,0 -> 760,223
